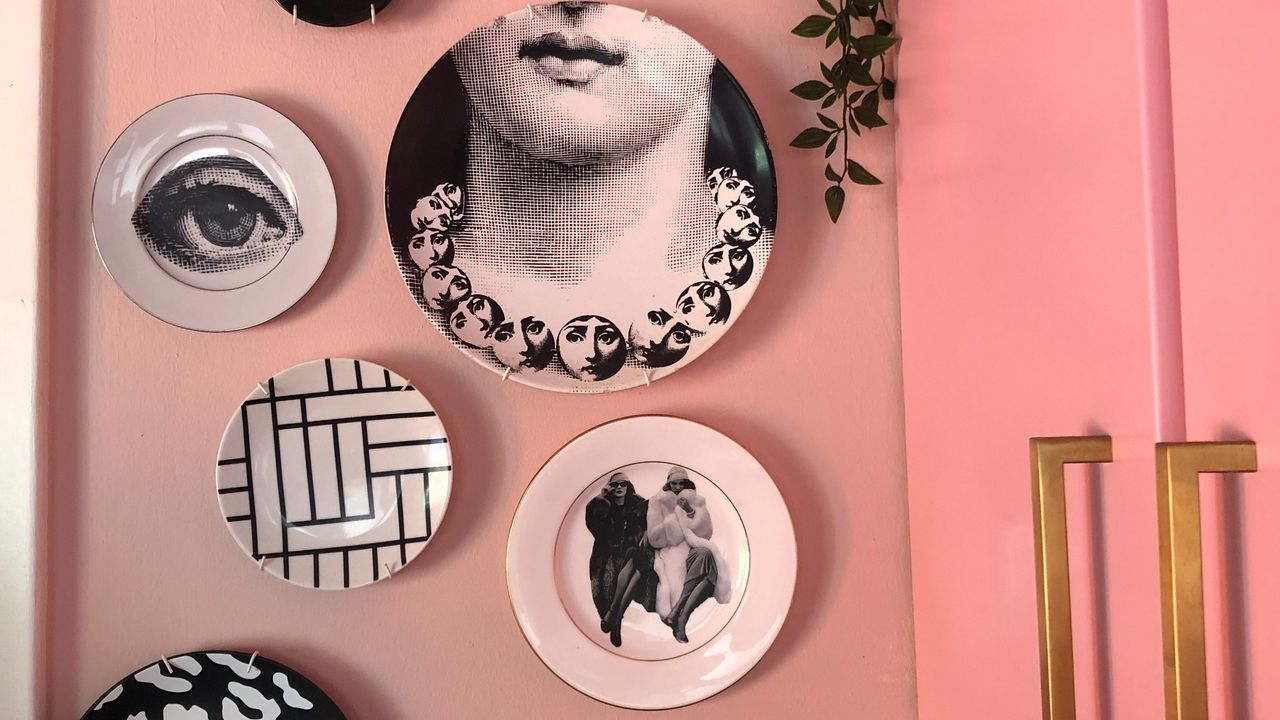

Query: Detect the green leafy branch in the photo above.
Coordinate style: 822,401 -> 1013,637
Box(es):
790,0 -> 898,223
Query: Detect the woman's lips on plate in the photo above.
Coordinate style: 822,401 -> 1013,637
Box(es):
519,32 -> 624,84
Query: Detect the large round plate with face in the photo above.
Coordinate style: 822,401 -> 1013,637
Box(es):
507,416 -> 795,709
216,358 -> 452,590
93,94 -> 336,331
274,0 -> 392,27
386,2 -> 777,393
80,650 -> 346,719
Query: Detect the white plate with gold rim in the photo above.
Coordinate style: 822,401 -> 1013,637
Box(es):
93,93 -> 335,331
507,415 -> 795,709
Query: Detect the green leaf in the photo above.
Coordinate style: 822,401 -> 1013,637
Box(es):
820,62 -> 835,83
824,135 -> 839,157
847,116 -> 861,136
820,92 -> 839,109
848,90 -> 865,105
817,113 -> 839,129
817,0 -> 837,14
791,127 -> 833,149
854,89 -> 887,128
825,184 -> 846,223
791,80 -> 830,100
792,15 -> 833,37
847,60 -> 878,86
882,78 -> 896,100
846,159 -> 883,185
825,26 -> 839,47
825,164 -> 842,182
861,89 -> 880,113
875,20 -> 894,36
853,34 -> 899,58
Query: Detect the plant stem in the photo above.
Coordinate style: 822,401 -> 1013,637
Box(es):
839,0 -> 850,184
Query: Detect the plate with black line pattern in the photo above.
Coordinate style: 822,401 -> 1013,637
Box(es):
92,93 -> 336,331
215,358 -> 453,590
80,650 -> 346,719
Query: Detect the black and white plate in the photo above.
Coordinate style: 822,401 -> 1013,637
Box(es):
508,416 -> 795,708
275,0 -> 392,27
385,3 -> 777,393
81,650 -> 346,719
93,94 -> 336,331
216,359 -> 452,590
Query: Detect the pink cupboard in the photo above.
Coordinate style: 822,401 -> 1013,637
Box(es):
899,0 -> 1280,717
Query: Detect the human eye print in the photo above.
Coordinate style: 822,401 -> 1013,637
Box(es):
596,326 -> 621,347
131,156 -> 301,274
493,321 -> 516,343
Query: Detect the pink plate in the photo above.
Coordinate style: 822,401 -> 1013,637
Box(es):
507,416 -> 795,709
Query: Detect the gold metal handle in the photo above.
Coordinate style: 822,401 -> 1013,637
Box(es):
1031,435 -> 1113,720
1156,441 -> 1257,720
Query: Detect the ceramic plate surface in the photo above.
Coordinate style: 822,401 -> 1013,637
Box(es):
80,650 -> 346,719
93,93 -> 336,331
507,416 -> 795,709
385,2 -> 776,393
275,0 -> 392,27
216,358 -> 452,590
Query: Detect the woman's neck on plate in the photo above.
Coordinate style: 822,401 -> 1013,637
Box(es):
463,106 -> 714,248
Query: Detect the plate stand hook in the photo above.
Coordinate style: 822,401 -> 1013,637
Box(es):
246,651 -> 259,672
292,4 -> 298,25
643,368 -> 651,387
502,367 -> 511,382
160,655 -> 172,673
370,4 -> 376,25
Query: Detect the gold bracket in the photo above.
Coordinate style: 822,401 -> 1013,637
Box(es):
1031,435 -> 1113,720
1156,441 -> 1257,720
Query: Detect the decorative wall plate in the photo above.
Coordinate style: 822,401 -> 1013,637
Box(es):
216,358 -> 452,590
275,0 -> 392,27
93,93 -> 336,331
507,416 -> 795,709
385,2 -> 777,393
81,650 -> 346,719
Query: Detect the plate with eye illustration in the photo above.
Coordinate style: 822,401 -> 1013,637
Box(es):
80,650 -> 347,719
385,2 -> 777,393
93,93 -> 336,331
216,358 -> 453,590
275,0 -> 392,27
507,416 -> 795,709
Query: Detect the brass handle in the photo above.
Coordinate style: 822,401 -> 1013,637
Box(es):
1156,441 -> 1257,720
1031,435 -> 1113,720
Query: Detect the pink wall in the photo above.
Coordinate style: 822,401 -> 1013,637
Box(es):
38,1 -> 914,717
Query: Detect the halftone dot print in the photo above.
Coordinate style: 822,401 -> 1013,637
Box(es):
385,2 -> 777,394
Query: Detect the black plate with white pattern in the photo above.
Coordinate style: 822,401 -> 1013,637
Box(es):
81,650 -> 346,719
274,0 -> 392,27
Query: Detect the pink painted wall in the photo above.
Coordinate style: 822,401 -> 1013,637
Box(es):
37,1 -> 914,717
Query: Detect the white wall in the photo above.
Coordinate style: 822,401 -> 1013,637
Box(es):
0,0 -> 45,714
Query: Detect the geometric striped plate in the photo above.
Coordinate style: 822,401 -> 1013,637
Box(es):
215,358 -> 452,590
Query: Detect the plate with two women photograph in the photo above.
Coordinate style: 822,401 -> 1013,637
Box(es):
507,416 -> 795,709
385,2 -> 777,393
